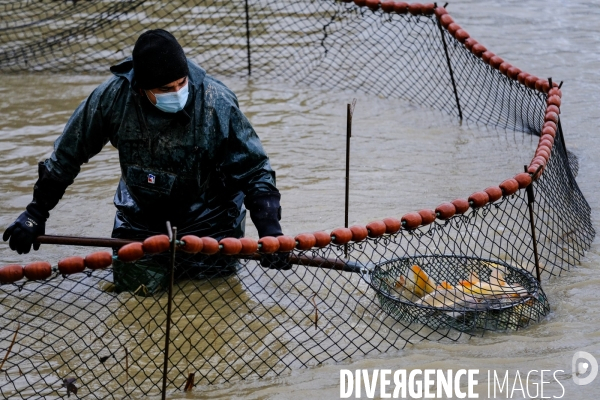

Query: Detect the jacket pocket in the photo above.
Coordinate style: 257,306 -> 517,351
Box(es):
125,165 -> 176,197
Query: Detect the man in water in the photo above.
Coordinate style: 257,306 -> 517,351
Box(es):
3,29 -> 289,288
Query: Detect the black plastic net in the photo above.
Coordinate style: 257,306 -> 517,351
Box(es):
0,0 -> 595,398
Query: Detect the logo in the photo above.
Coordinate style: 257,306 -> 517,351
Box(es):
25,218 -> 36,228
148,174 -> 156,184
572,351 -> 598,386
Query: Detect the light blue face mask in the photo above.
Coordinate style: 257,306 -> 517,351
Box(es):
148,83 -> 189,113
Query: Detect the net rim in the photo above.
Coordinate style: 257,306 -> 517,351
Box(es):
363,254 -> 543,313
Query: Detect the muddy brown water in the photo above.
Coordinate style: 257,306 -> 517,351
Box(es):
1,0 -> 600,398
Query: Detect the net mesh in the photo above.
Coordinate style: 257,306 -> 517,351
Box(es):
0,0 -> 594,398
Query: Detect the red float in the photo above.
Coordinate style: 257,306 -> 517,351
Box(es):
24,261 -> 52,281
0,265 -> 24,284
219,237 -> 242,255
180,235 -> 203,253
142,234 -> 170,254
435,202 -> 456,220
349,225 -> 369,242
294,233 -> 316,250
85,251 -> 113,270
258,236 -> 280,253
401,212 -> 422,229
58,256 -> 86,275
366,220 -> 387,237
418,209 -> 436,226
239,237 -> 259,254
118,242 -> 144,263
201,237 -> 220,255
383,217 -> 402,234
278,236 -> 297,252
499,179 -> 519,196
313,231 -> 331,247
514,173 -> 532,189
484,186 -> 503,203
468,191 -> 490,208
331,227 -> 353,245
451,198 -> 470,214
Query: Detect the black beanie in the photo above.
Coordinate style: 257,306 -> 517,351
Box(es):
132,29 -> 189,89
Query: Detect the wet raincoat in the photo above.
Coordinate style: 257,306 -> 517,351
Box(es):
44,57 -> 278,241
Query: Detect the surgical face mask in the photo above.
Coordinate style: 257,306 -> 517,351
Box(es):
147,83 -> 189,113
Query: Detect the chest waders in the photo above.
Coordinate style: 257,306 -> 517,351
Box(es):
111,94 -> 241,295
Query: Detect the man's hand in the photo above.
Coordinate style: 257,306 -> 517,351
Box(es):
3,204 -> 47,254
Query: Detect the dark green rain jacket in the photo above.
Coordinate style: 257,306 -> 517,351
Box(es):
44,58 -> 278,240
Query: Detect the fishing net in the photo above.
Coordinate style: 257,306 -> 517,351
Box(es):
0,0 -> 595,398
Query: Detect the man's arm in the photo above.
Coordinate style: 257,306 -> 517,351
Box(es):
217,99 -> 291,270
3,80 -> 116,254
218,103 -> 283,237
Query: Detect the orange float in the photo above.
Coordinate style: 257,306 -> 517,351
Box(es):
219,237 -> 242,255
118,242 -> 144,263
180,235 -> 203,253
58,256 -> 86,275
331,227 -> 353,245
349,225 -> 369,242
468,191 -> 490,208
313,231 -> 331,247
367,220 -> 387,237
0,265 -> 24,284
142,234 -> 170,254
499,179 -> 519,196
240,237 -> 259,254
85,251 -> 113,270
435,202 -> 456,220
383,217 -> 402,234
484,186 -> 503,203
514,172 -> 532,189
277,236 -> 297,252
295,233 -> 316,250
258,236 -> 280,253
401,212 -> 422,229
418,209 -> 436,225
201,237 -> 220,255
452,198 -> 470,214
24,261 -> 52,281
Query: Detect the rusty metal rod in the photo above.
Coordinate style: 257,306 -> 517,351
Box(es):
35,235 -> 137,248
524,165 -> 542,283
344,99 -> 356,258
238,253 -> 363,274
435,3 -> 462,120
33,235 -> 364,273
245,0 -> 252,76
161,224 -> 177,399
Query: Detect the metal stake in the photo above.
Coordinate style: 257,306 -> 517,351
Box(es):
161,222 -> 177,399
435,3 -> 462,120
345,99 -> 356,257
245,0 -> 252,76
524,166 -> 542,283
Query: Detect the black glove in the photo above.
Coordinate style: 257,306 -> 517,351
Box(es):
3,203 -> 47,254
260,252 -> 292,270
245,191 -> 291,270
3,161 -> 71,254
245,191 -> 283,238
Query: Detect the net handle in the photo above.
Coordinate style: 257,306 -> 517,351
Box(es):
35,234 -> 137,248
34,234 -> 365,273
233,253 -> 364,274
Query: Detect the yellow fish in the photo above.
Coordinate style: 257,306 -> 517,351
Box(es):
395,265 -> 436,298
458,269 -> 528,298
416,286 -> 484,310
